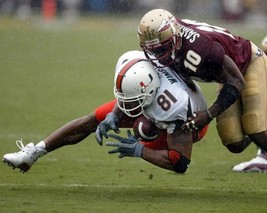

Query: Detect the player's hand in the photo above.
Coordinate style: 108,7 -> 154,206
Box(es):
106,130 -> 144,158
95,112 -> 120,145
182,111 -> 211,132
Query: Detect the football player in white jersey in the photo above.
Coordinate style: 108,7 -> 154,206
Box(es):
104,58 -> 209,173
2,50 -> 207,174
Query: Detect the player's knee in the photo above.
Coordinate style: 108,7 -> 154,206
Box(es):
216,117 -> 244,146
225,137 -> 251,153
168,150 -> 191,173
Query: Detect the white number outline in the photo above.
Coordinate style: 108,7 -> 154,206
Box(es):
181,19 -> 235,72
184,50 -> 201,72
157,89 -> 177,111
182,19 -> 235,39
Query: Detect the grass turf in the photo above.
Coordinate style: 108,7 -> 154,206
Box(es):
0,17 -> 267,213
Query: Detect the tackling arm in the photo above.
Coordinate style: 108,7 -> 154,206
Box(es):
209,56 -> 245,117
209,55 -> 245,118
183,55 -> 245,132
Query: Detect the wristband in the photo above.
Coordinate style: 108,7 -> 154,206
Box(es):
205,109 -> 214,120
134,143 -> 144,157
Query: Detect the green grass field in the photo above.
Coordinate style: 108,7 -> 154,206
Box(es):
0,17 -> 267,213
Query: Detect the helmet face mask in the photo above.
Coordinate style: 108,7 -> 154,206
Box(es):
116,92 -> 150,117
114,59 -> 160,117
138,9 -> 181,67
142,35 -> 180,67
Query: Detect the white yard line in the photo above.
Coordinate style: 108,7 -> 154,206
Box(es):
0,182 -> 266,193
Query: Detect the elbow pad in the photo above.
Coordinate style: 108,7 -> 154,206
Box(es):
168,150 -> 191,173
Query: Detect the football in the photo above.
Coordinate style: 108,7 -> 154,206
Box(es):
133,115 -> 159,142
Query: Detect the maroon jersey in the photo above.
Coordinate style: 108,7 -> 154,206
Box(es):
174,19 -> 251,82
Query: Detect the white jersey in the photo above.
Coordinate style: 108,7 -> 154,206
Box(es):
143,67 -> 207,132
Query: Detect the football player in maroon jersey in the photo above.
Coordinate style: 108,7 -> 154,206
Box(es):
138,9 -> 267,156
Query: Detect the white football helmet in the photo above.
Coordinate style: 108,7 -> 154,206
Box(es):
114,59 -> 160,117
138,9 -> 181,67
115,50 -> 146,74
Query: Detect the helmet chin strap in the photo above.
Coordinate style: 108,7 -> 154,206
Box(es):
171,50 -> 176,61
171,35 -> 182,60
171,34 -> 177,60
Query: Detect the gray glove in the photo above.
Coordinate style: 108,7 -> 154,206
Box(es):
95,112 -> 120,145
106,130 -> 144,158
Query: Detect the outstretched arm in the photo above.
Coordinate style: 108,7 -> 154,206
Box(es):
142,127 -> 193,172
106,128 -> 193,173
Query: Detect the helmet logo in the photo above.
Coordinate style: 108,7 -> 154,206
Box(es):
158,19 -> 171,33
142,26 -> 159,46
140,73 -> 153,93
158,17 -> 177,35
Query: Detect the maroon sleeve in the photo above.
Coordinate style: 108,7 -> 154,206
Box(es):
198,41 -> 225,79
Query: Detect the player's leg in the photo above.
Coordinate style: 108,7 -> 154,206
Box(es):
216,84 -> 250,153
242,52 -> 267,152
3,99 -> 122,172
232,49 -> 267,172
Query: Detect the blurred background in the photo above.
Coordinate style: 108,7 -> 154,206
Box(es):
0,0 -> 266,24
1,2 -> 267,212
